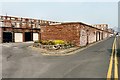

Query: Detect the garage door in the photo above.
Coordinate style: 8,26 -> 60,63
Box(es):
3,32 -> 12,43
96,32 -> 100,41
25,32 -> 32,41
15,33 -> 23,42
33,33 -> 39,41
80,30 -> 87,46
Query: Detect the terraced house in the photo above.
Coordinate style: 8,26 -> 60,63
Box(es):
0,15 -> 114,46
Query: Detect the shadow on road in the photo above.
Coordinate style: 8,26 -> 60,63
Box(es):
107,49 -> 112,55
117,36 -> 120,78
117,49 -> 120,57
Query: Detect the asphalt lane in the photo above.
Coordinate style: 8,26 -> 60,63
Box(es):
2,37 -> 114,78
117,36 -> 120,78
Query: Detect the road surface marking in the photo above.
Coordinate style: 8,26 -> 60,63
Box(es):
107,37 -> 118,80
114,38 -> 118,80
107,38 -> 115,80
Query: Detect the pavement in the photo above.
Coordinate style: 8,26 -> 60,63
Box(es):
31,40 -> 105,56
1,37 -> 114,78
30,46 -> 81,56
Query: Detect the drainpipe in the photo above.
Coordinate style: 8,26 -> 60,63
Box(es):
102,31 -> 103,40
39,29 -> 41,41
31,21 -> 33,41
12,29 -> 14,42
86,29 -> 89,45
1,28 -> 3,43
11,22 -> 14,42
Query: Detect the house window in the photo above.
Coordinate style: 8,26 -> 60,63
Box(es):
32,19 -> 34,22
16,23 -> 20,27
11,18 -> 15,20
29,23 -> 31,27
36,23 -> 40,28
0,22 -> 3,27
3,17 -> 6,20
22,19 -> 26,22
48,22 -> 51,24
7,17 -> 10,20
40,20 -> 42,23
0,17 -> 3,21
18,18 -> 21,21
32,24 -> 35,28
12,22 -> 16,27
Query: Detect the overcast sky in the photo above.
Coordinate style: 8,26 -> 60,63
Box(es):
0,0 -> 119,31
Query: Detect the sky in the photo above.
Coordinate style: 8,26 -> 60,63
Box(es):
118,1 -> 120,32
0,0 -> 119,31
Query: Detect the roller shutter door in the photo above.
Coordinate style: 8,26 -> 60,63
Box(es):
15,33 -> 23,42
3,32 -> 12,43
33,33 -> 39,41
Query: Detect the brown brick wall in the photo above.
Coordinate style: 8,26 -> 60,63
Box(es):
88,28 -> 96,44
0,16 -> 112,44
41,24 -> 81,46
79,25 -> 97,46
41,23 -> 109,46
79,25 -> 88,46
103,32 -> 108,39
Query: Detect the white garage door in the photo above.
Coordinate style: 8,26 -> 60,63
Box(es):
15,33 -> 23,42
33,33 -> 39,41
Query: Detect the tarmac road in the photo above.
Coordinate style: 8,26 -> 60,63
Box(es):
117,36 -> 120,78
1,37 -> 115,78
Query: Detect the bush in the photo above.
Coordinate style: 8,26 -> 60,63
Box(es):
34,40 -> 41,43
34,40 -> 74,46
48,40 -> 55,45
53,40 -> 65,45
42,41 -> 49,45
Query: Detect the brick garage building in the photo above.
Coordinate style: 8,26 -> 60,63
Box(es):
41,22 -> 113,46
0,16 -> 59,43
0,15 -> 114,46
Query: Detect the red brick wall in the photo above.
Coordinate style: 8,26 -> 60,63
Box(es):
103,32 -> 108,39
41,23 -> 80,46
41,23 -> 109,46
88,28 -> 96,44
3,20 -> 12,27
79,25 -> 97,46
79,25 -> 88,46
